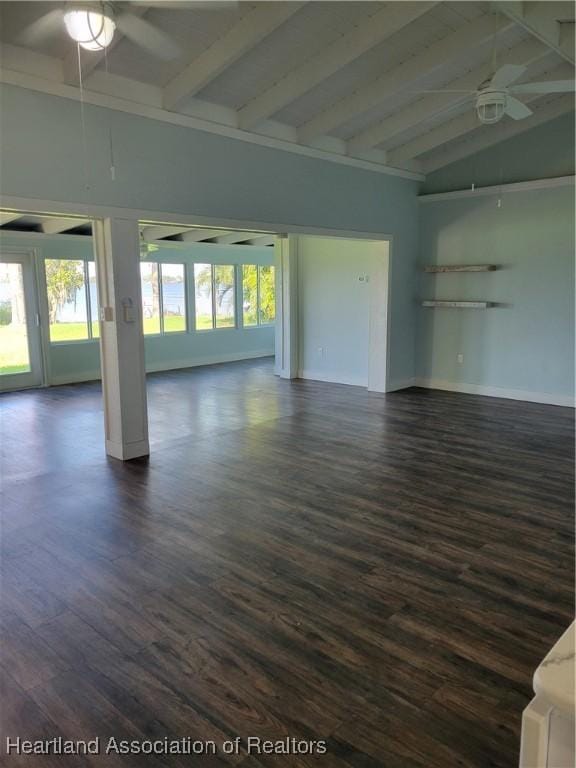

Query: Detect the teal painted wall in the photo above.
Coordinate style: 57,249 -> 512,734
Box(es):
417,185 -> 575,404
423,113 -> 575,194
298,237 -> 387,387
0,232 -> 274,384
0,84 -> 420,388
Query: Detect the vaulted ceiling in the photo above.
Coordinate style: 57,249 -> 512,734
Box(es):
0,1 -> 574,178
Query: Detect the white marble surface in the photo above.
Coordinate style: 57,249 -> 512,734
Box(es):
547,709 -> 575,767
534,621 -> 575,714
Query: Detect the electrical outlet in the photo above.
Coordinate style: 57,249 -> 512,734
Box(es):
457,353 -> 464,364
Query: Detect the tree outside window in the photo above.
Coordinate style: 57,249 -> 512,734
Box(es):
242,264 -> 275,327
45,259 -> 89,341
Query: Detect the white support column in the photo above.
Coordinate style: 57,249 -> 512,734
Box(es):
274,235 -> 299,379
92,218 -> 149,460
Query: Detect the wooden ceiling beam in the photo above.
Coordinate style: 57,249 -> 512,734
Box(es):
495,1 -> 575,64
348,37 -> 549,153
389,65 -> 573,165
243,235 -> 275,247
41,218 -> 88,234
210,232 -> 262,245
164,2 -> 304,111
141,225 -> 193,242
299,14 -> 511,143
422,94 -> 575,172
0,213 -> 23,226
177,228 -> 231,243
238,1 -> 438,130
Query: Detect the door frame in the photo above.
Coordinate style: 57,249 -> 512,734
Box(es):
0,195 -> 396,392
0,247 -> 45,391
276,234 -> 391,392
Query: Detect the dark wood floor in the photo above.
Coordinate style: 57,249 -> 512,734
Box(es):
1,358 -> 574,767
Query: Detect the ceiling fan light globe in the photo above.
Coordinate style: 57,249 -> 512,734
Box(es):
476,91 -> 506,125
64,9 -> 115,50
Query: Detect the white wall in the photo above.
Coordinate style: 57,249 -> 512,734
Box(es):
298,236 -> 388,388
417,184 -> 575,406
0,84 -> 420,390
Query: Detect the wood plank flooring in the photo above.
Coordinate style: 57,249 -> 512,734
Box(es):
1,358 -> 574,767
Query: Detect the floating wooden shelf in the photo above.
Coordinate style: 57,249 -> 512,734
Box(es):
422,300 -> 492,309
423,265 -> 497,273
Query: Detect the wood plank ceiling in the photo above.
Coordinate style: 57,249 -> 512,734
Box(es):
0,212 -> 275,246
0,1 -> 574,177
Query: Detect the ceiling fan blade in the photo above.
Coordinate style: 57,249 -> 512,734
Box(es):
505,96 -> 533,120
128,1 -> 238,8
511,80 -> 575,94
405,89 -> 476,94
489,64 -> 527,89
115,12 -> 181,60
16,9 -> 64,48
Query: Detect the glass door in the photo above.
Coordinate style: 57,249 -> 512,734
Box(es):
0,252 -> 43,391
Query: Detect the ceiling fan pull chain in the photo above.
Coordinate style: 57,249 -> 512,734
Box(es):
76,42 -> 91,195
103,32 -> 116,182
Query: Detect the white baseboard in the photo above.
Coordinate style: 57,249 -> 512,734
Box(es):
106,438 -> 150,461
298,368 -> 368,388
414,377 -> 575,408
48,350 -> 274,386
386,377 -> 416,392
145,349 -> 274,374
49,371 -> 101,385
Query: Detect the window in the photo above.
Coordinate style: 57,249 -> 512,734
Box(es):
258,265 -> 275,324
194,264 -> 236,330
161,264 -> 186,333
194,263 -> 213,330
242,265 -> 258,327
88,261 -> 99,338
141,262 -> 187,335
45,259 -> 94,342
214,265 -> 235,328
242,264 -> 275,327
0,263 -> 30,374
140,262 -> 161,335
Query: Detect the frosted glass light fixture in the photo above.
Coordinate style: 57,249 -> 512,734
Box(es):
64,6 -> 115,51
476,91 -> 506,125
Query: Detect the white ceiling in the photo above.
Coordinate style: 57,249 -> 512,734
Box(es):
0,1 -> 574,176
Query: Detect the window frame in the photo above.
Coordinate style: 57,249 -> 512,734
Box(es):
241,264 -> 259,329
194,263 -> 237,332
159,262 -> 188,336
241,263 -> 275,329
46,258 -> 96,345
140,260 -> 188,337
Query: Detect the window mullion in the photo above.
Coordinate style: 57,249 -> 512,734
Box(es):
158,263 -> 164,335
84,260 -> 92,339
236,265 -> 243,329
257,265 -> 261,326
190,263 -> 197,332
183,263 -> 189,333
211,264 -> 216,329
232,265 -> 237,328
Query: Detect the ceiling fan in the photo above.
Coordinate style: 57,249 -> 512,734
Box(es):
17,1 -> 237,61
422,64 -> 574,125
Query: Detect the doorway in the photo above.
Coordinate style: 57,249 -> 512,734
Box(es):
296,236 -> 390,391
0,251 -> 43,391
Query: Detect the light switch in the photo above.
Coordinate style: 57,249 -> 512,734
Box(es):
121,298 -> 136,323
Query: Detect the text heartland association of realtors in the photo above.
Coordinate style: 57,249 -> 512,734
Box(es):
5,736 -> 328,756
